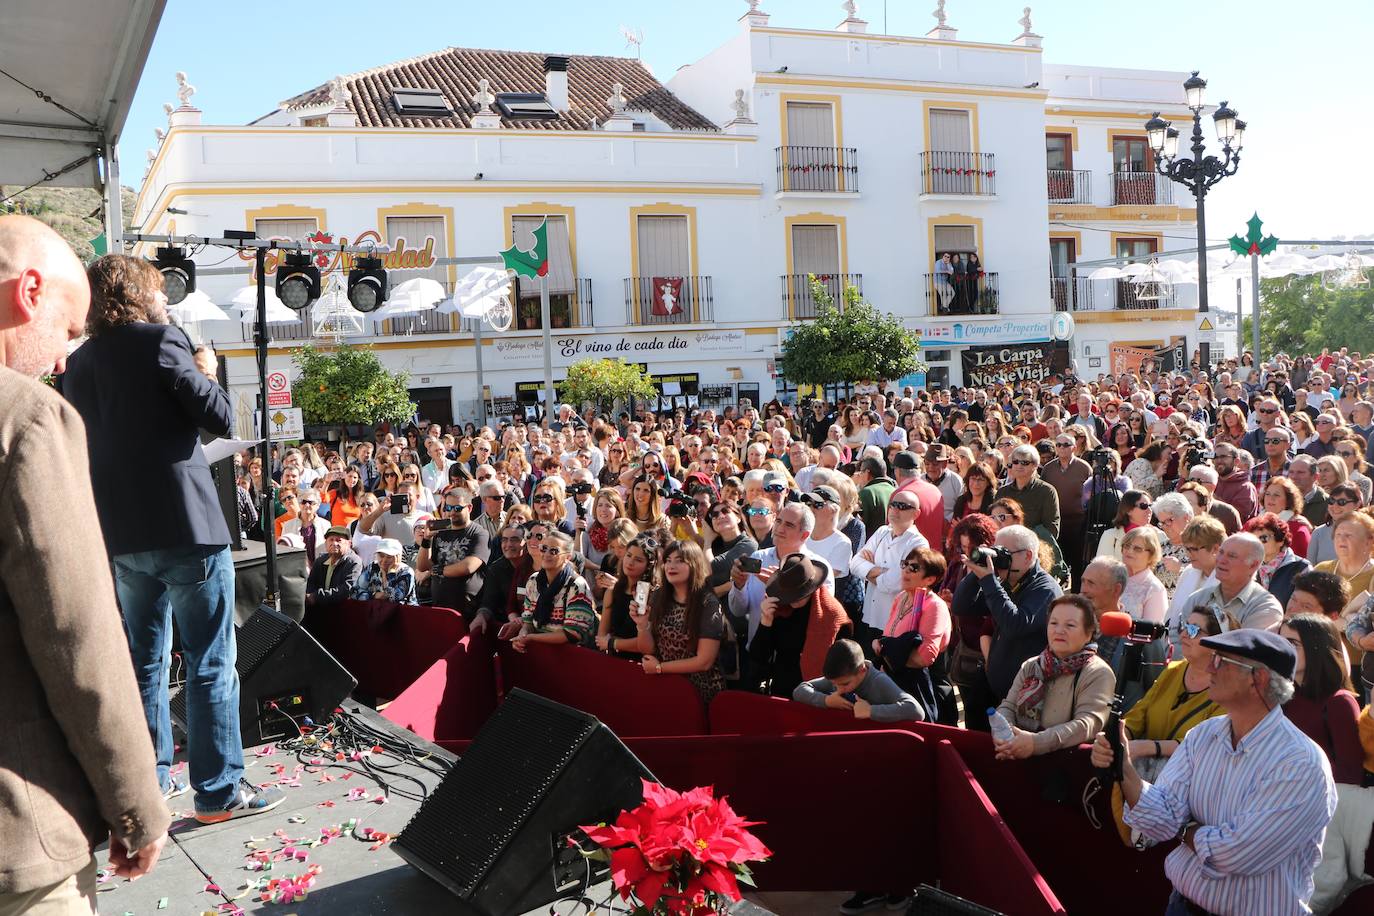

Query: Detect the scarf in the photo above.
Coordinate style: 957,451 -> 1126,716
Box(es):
533,562 -> 574,627
588,522 -> 610,553
773,585 -> 849,680
1013,645 -> 1098,725
1258,547 -> 1297,587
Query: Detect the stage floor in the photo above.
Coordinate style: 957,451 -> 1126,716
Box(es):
93,703 -> 796,915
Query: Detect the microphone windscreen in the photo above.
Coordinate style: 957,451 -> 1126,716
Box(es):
1099,611 -> 1134,638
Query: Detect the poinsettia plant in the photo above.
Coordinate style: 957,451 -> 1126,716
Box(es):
571,780 -> 771,915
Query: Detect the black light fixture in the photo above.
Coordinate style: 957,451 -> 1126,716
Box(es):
275,252 -> 321,311
346,256 -> 388,312
152,246 -> 195,304
1144,71 -> 1246,372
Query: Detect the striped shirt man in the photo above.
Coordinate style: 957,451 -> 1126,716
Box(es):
1123,704 -> 1336,915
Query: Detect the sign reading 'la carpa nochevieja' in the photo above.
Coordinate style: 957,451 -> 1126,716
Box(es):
961,343 -> 1069,387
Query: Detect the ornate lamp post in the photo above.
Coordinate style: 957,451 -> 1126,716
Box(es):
1144,71 -> 1245,371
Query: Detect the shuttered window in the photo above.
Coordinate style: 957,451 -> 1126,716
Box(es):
384,216 -> 448,286
928,109 -> 971,152
786,102 -> 835,147
933,225 -> 977,255
254,217 -> 317,242
512,215 -> 574,293
636,216 -> 690,277
791,224 -> 840,274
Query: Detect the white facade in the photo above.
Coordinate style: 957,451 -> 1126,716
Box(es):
132,7 -> 1204,429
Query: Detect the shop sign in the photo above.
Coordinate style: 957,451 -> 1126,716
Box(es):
490,329 -> 746,365
961,343 -> 1068,387
911,316 -> 1055,347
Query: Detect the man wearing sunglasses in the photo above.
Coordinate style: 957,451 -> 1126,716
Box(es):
1250,426 -> 1292,492
418,490 -> 488,623
1093,628 -> 1335,916
995,444 -> 1061,540
1239,398 -> 1286,460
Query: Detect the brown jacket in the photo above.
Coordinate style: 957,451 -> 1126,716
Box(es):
997,653 -> 1116,756
0,368 -> 168,893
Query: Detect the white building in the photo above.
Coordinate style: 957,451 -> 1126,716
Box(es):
132,3 -> 1204,429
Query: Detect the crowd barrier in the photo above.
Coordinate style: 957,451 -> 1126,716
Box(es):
305,613 -> 1370,914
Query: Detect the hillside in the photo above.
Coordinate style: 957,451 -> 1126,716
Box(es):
1,184 -> 137,262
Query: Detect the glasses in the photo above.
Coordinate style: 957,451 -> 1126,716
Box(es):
1264,438 -> 1288,445
707,508 -> 733,520
1257,407 -> 1278,415
991,513 -> 1012,522
445,503 -> 466,512
1316,418 -> 1336,425
763,483 -> 787,493
1133,501 -> 1153,511
1338,450 -> 1359,458
384,471 -> 399,478
1054,441 -> 1073,448
533,494 -> 555,503
1208,653 -> 1257,674
301,499 -> 318,507
281,494 -> 298,502
1331,497 -> 1360,507
744,507 -> 772,517
889,502 -> 917,512
902,561 -> 927,573
537,545 -> 565,556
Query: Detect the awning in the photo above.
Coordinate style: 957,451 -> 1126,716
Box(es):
1,0 -> 166,241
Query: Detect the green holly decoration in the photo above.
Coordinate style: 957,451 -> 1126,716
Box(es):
1229,213 -> 1278,257
499,217 -> 549,279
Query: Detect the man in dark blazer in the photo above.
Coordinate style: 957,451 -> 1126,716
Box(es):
306,526 -> 363,606
0,217 -> 169,908
63,255 -> 283,826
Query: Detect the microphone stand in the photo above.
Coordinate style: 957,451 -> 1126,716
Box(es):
1095,636 -> 1146,783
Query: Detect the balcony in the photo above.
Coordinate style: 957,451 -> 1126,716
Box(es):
1052,276 -> 1179,312
923,271 -> 1000,316
623,276 -> 713,325
775,146 -> 859,193
780,272 -> 862,320
1110,171 -> 1175,206
920,151 -> 996,196
511,277 -> 594,330
1047,169 -> 1092,204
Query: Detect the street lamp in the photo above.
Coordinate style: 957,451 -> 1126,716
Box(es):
1145,70 -> 1244,371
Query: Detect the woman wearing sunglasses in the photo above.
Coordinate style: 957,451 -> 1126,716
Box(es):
1095,490 -> 1154,562
874,546 -> 951,724
1106,608 -> 1224,848
531,477 -> 575,536
850,493 -> 928,650
510,531 -> 596,653
1307,483 -> 1362,566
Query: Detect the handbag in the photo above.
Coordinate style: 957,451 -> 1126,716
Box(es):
946,614 -> 985,688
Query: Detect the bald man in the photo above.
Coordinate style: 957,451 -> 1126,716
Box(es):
0,216 -> 169,911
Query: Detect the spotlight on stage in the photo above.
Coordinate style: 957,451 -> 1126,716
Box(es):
152,246 -> 195,305
276,252 -> 321,311
347,256 -> 388,312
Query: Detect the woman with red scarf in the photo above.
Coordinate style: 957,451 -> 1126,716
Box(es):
993,595 -> 1115,760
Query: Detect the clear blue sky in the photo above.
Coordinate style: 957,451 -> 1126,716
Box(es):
122,0 -> 1373,241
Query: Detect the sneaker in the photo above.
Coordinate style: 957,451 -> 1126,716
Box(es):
162,776 -> 190,801
194,779 -> 287,825
885,893 -> 912,911
839,892 -> 886,915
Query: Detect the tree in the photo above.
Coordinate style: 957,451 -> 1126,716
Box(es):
779,276 -> 925,386
1246,274 -> 1374,356
558,358 -> 658,413
291,344 -> 415,427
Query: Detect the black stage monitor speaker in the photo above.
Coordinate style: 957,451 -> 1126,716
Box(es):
394,689 -> 654,916
170,605 -> 356,746
911,885 -> 1004,915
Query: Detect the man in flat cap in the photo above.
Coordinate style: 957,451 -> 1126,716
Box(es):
305,526 -> 361,608
1092,628 -> 1336,915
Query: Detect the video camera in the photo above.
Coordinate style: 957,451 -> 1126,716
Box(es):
1179,436 -> 1212,471
970,545 -> 1013,570
567,482 -> 595,497
1085,447 -> 1115,475
666,494 -> 697,519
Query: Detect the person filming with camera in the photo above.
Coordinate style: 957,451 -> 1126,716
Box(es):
1091,628 -> 1336,916
952,524 -> 1063,721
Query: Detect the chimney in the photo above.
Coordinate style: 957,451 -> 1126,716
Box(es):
544,55 -> 570,112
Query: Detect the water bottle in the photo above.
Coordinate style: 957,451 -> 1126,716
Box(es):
988,708 -> 1014,744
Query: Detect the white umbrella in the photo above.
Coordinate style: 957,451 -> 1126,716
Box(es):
443,266 -> 512,317
1086,266 -> 1128,280
389,277 -> 447,307
369,290 -> 437,320
168,290 -> 231,323
231,285 -> 298,323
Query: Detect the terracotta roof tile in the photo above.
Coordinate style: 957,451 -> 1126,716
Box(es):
267,46 -> 717,132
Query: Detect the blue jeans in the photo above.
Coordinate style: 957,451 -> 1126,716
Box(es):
113,545 -> 242,812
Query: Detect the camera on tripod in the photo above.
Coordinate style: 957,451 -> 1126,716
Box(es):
971,545 -> 1013,570
1085,447 -> 1114,474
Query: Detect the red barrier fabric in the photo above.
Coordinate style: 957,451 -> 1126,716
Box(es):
304,599 -> 467,701
382,633 -> 496,744
495,640 -> 708,737
623,731 -> 936,893
933,740 -> 1065,915
708,690 -> 922,736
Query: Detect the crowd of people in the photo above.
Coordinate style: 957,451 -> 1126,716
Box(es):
2,208 -> 1372,914
240,349 -> 1374,913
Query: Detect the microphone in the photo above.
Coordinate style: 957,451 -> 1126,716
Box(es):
1099,610 -> 1134,639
